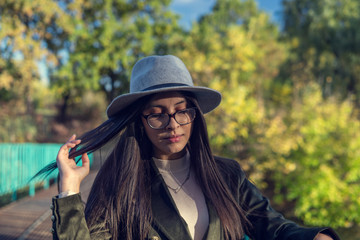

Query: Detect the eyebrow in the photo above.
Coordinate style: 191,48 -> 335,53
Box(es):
148,100 -> 186,109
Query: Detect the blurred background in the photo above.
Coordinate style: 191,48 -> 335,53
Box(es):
0,0 -> 359,238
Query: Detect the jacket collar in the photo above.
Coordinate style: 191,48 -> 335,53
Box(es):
206,202 -> 222,240
151,161 -> 192,240
149,159 -> 222,240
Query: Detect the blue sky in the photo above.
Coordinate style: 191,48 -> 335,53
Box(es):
170,0 -> 283,28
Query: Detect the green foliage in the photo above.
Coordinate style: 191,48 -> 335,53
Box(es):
0,0 -> 180,139
0,0 -> 76,141
261,84 -> 360,227
45,0 -> 181,121
0,116 -> 37,142
1,0 -> 359,232
51,0 -> 180,104
173,0 -> 286,164
174,0 -> 360,229
282,0 -> 360,102
277,1 -> 360,226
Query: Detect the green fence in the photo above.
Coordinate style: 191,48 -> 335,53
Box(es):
0,143 -> 91,200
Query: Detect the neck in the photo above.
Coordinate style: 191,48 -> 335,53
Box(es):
153,151 -> 190,173
153,148 -> 187,160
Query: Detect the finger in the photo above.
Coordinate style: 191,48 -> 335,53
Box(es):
81,153 -> 91,171
65,135 -> 81,147
67,139 -> 81,145
61,138 -> 81,153
67,142 -> 79,148
59,142 -> 77,154
68,134 -> 76,141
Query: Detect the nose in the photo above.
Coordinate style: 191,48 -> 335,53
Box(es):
166,115 -> 180,130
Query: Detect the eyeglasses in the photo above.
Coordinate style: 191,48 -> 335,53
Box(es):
142,108 -> 197,129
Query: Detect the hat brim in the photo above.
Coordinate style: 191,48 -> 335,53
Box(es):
106,86 -> 222,118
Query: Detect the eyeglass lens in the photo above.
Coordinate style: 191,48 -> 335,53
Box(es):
147,108 -> 196,129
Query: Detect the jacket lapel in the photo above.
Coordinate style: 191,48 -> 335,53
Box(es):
149,160 -> 224,240
150,162 -> 193,240
205,202 -> 222,240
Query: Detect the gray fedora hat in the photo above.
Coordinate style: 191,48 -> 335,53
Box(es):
106,55 -> 222,118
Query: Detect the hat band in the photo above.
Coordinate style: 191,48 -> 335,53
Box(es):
141,83 -> 190,92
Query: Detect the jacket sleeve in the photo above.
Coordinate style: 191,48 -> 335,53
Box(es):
51,193 -> 111,240
238,174 -> 340,240
216,157 -> 341,240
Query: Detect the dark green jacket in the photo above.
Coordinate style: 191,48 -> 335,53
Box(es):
51,156 -> 340,240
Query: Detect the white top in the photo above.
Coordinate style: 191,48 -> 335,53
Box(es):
153,153 -> 209,240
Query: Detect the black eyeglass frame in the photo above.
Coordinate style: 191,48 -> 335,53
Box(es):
142,107 -> 197,130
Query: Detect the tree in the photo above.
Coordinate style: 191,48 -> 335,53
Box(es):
260,83 -> 360,227
173,0 -> 360,228
281,0 -> 360,102
0,0 -> 181,141
51,0 -> 181,121
172,0 -> 286,170
0,0 -> 73,141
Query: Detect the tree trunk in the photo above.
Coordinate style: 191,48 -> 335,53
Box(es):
57,92 -> 70,122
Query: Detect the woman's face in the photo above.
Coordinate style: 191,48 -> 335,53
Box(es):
141,92 -> 193,160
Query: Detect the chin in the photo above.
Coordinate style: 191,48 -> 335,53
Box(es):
156,144 -> 187,159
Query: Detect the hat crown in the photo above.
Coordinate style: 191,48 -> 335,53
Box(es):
130,55 -> 194,93
106,55 -> 221,118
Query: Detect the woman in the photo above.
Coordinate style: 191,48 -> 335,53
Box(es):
48,55 -> 340,240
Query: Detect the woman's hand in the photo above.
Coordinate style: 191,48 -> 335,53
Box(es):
57,134 -> 90,194
314,233 -> 334,240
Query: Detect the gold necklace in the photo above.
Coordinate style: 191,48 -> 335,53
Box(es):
166,167 -> 191,193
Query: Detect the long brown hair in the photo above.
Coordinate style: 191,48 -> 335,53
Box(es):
36,92 -> 250,239
186,93 -> 250,239
85,116 -> 153,239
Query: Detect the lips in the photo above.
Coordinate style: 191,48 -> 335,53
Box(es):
164,134 -> 182,143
